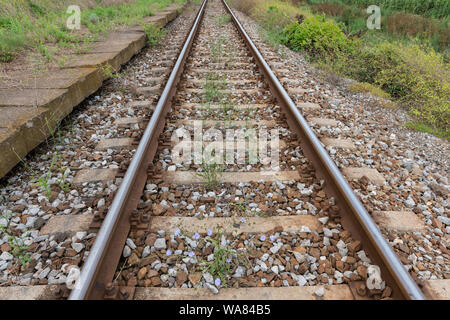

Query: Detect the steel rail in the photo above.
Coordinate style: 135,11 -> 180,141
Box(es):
69,0 -> 208,300
222,0 -> 425,300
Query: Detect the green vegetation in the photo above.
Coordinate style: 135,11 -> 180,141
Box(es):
200,228 -> 248,286
0,0 -> 186,64
307,1 -> 449,54
210,37 -> 226,62
215,13 -> 231,26
405,121 -> 450,139
231,0 -> 449,138
13,115 -> 71,199
281,15 -> 351,55
0,212 -> 32,268
197,160 -> 223,189
203,72 -> 226,102
143,22 -> 167,46
348,81 -> 391,99
305,0 -> 449,19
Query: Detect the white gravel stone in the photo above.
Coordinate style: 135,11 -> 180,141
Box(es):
154,238 -> 167,250
291,273 -> 307,286
314,287 -> 324,297
205,282 -> 219,294
72,242 -> 85,253
0,252 -> 13,261
232,266 -> 246,278
126,238 -> 137,250
123,245 -> 131,258
203,272 -> 214,284
142,246 -> 151,258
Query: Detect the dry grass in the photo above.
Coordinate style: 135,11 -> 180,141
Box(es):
386,12 -> 449,50
387,12 -> 436,36
311,3 -> 345,17
348,82 -> 391,100
230,0 -> 257,16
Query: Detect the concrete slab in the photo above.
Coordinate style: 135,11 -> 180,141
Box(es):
73,168 -> 118,184
0,285 -> 57,300
0,88 -> 70,109
288,88 -> 308,95
145,15 -> 169,28
298,102 -> 321,110
134,285 -> 355,300
64,52 -> 122,78
190,68 -> 254,74
189,79 -> 257,86
0,128 -> 28,178
178,120 -> 276,128
372,211 -> 426,232
128,100 -> 155,109
423,279 -> 450,300
322,138 -> 356,150
135,85 -> 161,96
96,138 -> 135,150
309,117 -> 338,127
163,170 -> 300,184
183,103 -> 266,110
39,214 -> 94,235
171,139 -> 286,149
90,32 -> 146,57
0,107 -> 48,128
0,68 -> 100,90
114,117 -> 144,126
342,167 -> 386,185
150,216 -> 320,233
184,89 -> 261,96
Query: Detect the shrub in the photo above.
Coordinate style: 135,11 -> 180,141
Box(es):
143,23 -> 166,46
332,40 -> 449,130
379,44 -> 450,130
281,15 -> 351,56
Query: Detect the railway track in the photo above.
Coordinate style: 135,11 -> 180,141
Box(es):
62,0 -> 440,301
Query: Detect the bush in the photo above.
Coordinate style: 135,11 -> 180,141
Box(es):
281,15 -> 351,56
379,44 -> 450,130
331,40 -> 449,130
143,23 -> 166,46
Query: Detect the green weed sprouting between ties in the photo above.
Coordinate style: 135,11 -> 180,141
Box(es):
203,72 -> 226,103
143,23 -> 167,46
100,63 -> 124,79
0,212 -> 32,268
215,14 -> 231,26
13,116 -> 70,199
200,228 -> 249,286
210,37 -> 226,63
197,160 -> 223,189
